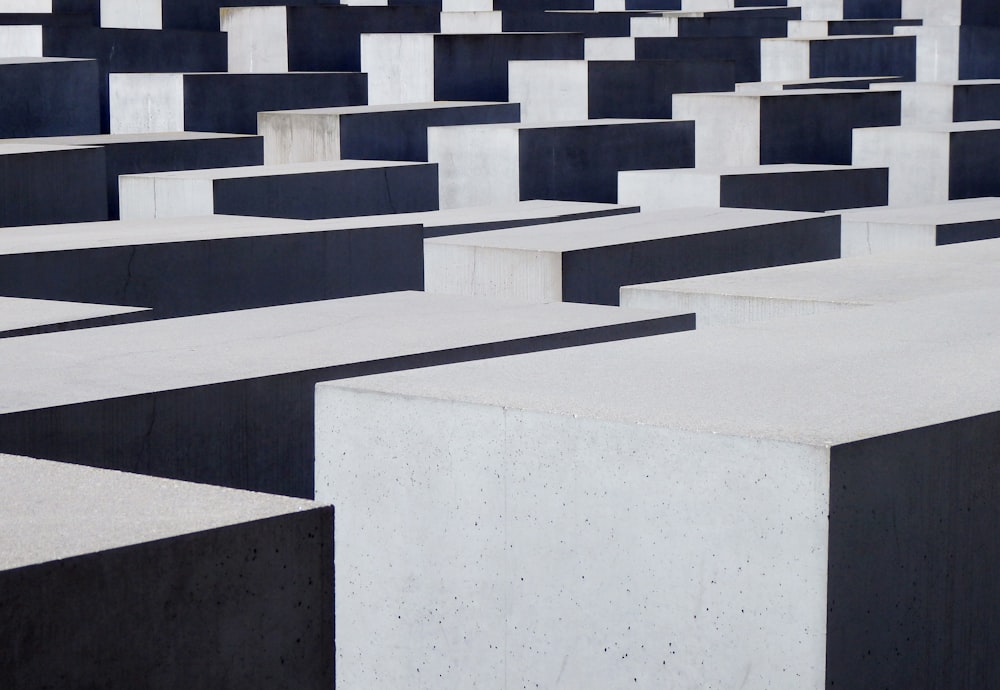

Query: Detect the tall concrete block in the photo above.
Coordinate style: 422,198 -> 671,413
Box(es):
424,208 -> 840,305
110,72 -> 367,135
508,58 -> 735,122
429,119 -> 694,208
759,34 -> 916,82
853,121 -> 1000,206
0,57 -> 99,136
316,288 -> 1000,689
619,163 -> 889,212
673,89 -> 900,166
0,144 -> 107,226
258,102 -> 520,164
0,454 -> 333,689
361,32 -> 584,104
0,293 -> 693,497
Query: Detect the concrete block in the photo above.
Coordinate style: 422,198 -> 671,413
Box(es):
0,292 -> 693,497
315,287 -> 1000,689
801,0 -> 901,19
619,163 -> 888,212
0,143 -> 107,226
0,215 -> 424,316
424,207 -> 840,304
258,102 -> 520,165
2,131 -> 263,218
786,18 -> 921,37
0,297 -> 147,338
100,0 -> 333,31
0,453 -> 333,688
839,197 -> 1000,255
673,89 -> 900,167
760,35 -> 916,82
508,58 -> 735,123
633,36 -> 764,82
0,57 -> 99,136
621,236 -> 1000,325
853,120 -> 1000,206
0,0 -> 98,20
895,25 -> 1000,82
361,32 -> 583,104
429,119 -> 694,208
110,72 -> 367,135
884,79 -> 1000,127
221,5 -> 440,73
902,0 -> 998,27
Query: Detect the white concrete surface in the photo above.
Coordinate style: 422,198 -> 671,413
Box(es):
672,92 -> 761,167
361,33 -> 435,105
221,6 -> 289,73
101,0 -> 162,29
109,73 -> 185,134
508,60 -> 589,123
0,297 -> 147,333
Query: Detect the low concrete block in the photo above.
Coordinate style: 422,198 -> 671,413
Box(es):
883,79 -> 1000,127
424,207 -> 840,305
673,88 -> 900,166
853,120 -> 1000,206
633,35 -> 764,82
0,454 -> 333,688
0,297 -> 148,338
0,143 -> 107,226
119,159 -> 438,220
258,102 -> 520,165
0,57 -> 99,136
896,24 -> 1000,81
839,197 -> 1000,255
315,288 -> 1000,689
110,72 -> 367,135
508,58 -> 735,122
619,163 -> 888,212
0,292 -> 693,497
429,119 -> 694,207
760,34 -> 916,82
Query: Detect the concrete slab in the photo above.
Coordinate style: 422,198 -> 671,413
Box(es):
839,197 -> 1000,255
759,34 -> 916,82
258,101 -> 520,165
0,143 -> 107,226
428,119 -> 694,207
0,292 -> 693,496
118,159 -> 438,220
0,453 -> 332,688
0,296 -> 147,337
424,207 -> 840,304
621,236 -> 1000,325
316,287 -> 1000,689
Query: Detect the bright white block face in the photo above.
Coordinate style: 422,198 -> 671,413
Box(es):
896,26 -> 960,82
441,0 -> 493,9
760,39 -> 811,82
852,127 -> 950,206
258,111 -> 342,165
361,33 -> 434,105
673,93 -> 761,167
424,241 -> 563,302
799,0 -> 844,20
618,169 -> 721,211
439,10 -> 502,34
788,21 -> 831,38
119,174 -> 215,219
840,218 -> 937,256
428,123 -> 520,208
584,37 -> 635,61
630,16 -> 680,37
622,286 -> 856,325
109,73 -> 185,134
100,0 -> 163,30
221,7 -> 289,74
894,83 -> 955,126
0,26 -> 44,57
316,387 -> 830,689
508,61 -> 588,124
0,0 -> 50,11
901,0 -> 962,25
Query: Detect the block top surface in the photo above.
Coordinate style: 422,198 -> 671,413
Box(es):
0,297 -> 147,332
319,289 -> 1000,447
0,454 -> 323,572
841,197 -> 1000,226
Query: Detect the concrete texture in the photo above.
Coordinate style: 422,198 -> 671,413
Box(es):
258,101 -> 520,164
881,79 -> 1000,128
0,297 -> 147,337
0,57 -> 99,136
424,207 -> 840,304
118,159 -> 438,220
759,34 -> 916,82
100,0 -> 334,31
0,292 -> 693,497
316,287 -> 1000,689
619,163 -> 888,213
0,453 -> 333,689
0,143 -> 107,226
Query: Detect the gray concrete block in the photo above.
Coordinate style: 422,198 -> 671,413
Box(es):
0,143 -> 107,226
258,102 -> 520,165
621,235 -> 1000,325
839,197 -> 1000,255
853,120 -> 1000,206
896,24 -> 1000,81
118,159 -> 438,220
99,0 -> 334,31
429,119 -> 694,207
0,292 -> 693,496
0,453 -> 333,689
0,215 -> 424,316
632,36 -> 764,82
619,163 -> 889,213
110,72 -> 367,135
0,297 -> 148,338
315,287 -> 1000,689
424,207 -> 840,304
883,79 -> 1000,127
0,57 -> 99,136
760,34 -> 916,82
674,88 -> 900,167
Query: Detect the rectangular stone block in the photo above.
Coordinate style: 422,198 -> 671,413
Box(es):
424,207 -> 840,305
315,287 -> 1000,689
259,102 -> 520,164
760,34 -> 916,82
119,159 -> 437,220
673,88 -> 900,166
0,292 -> 693,497
0,57 -> 99,136
110,72 -> 367,135
0,454 -> 333,688
853,121 -> 1000,206
361,32 -> 583,104
0,297 -> 147,338
619,163 -> 888,213
633,36 -> 764,82
0,143 -> 107,226
100,0 -> 333,31
884,79 -> 1000,127
839,197 -> 1000,255
508,58 -> 735,122
895,25 -> 1000,81
429,119 -> 694,207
